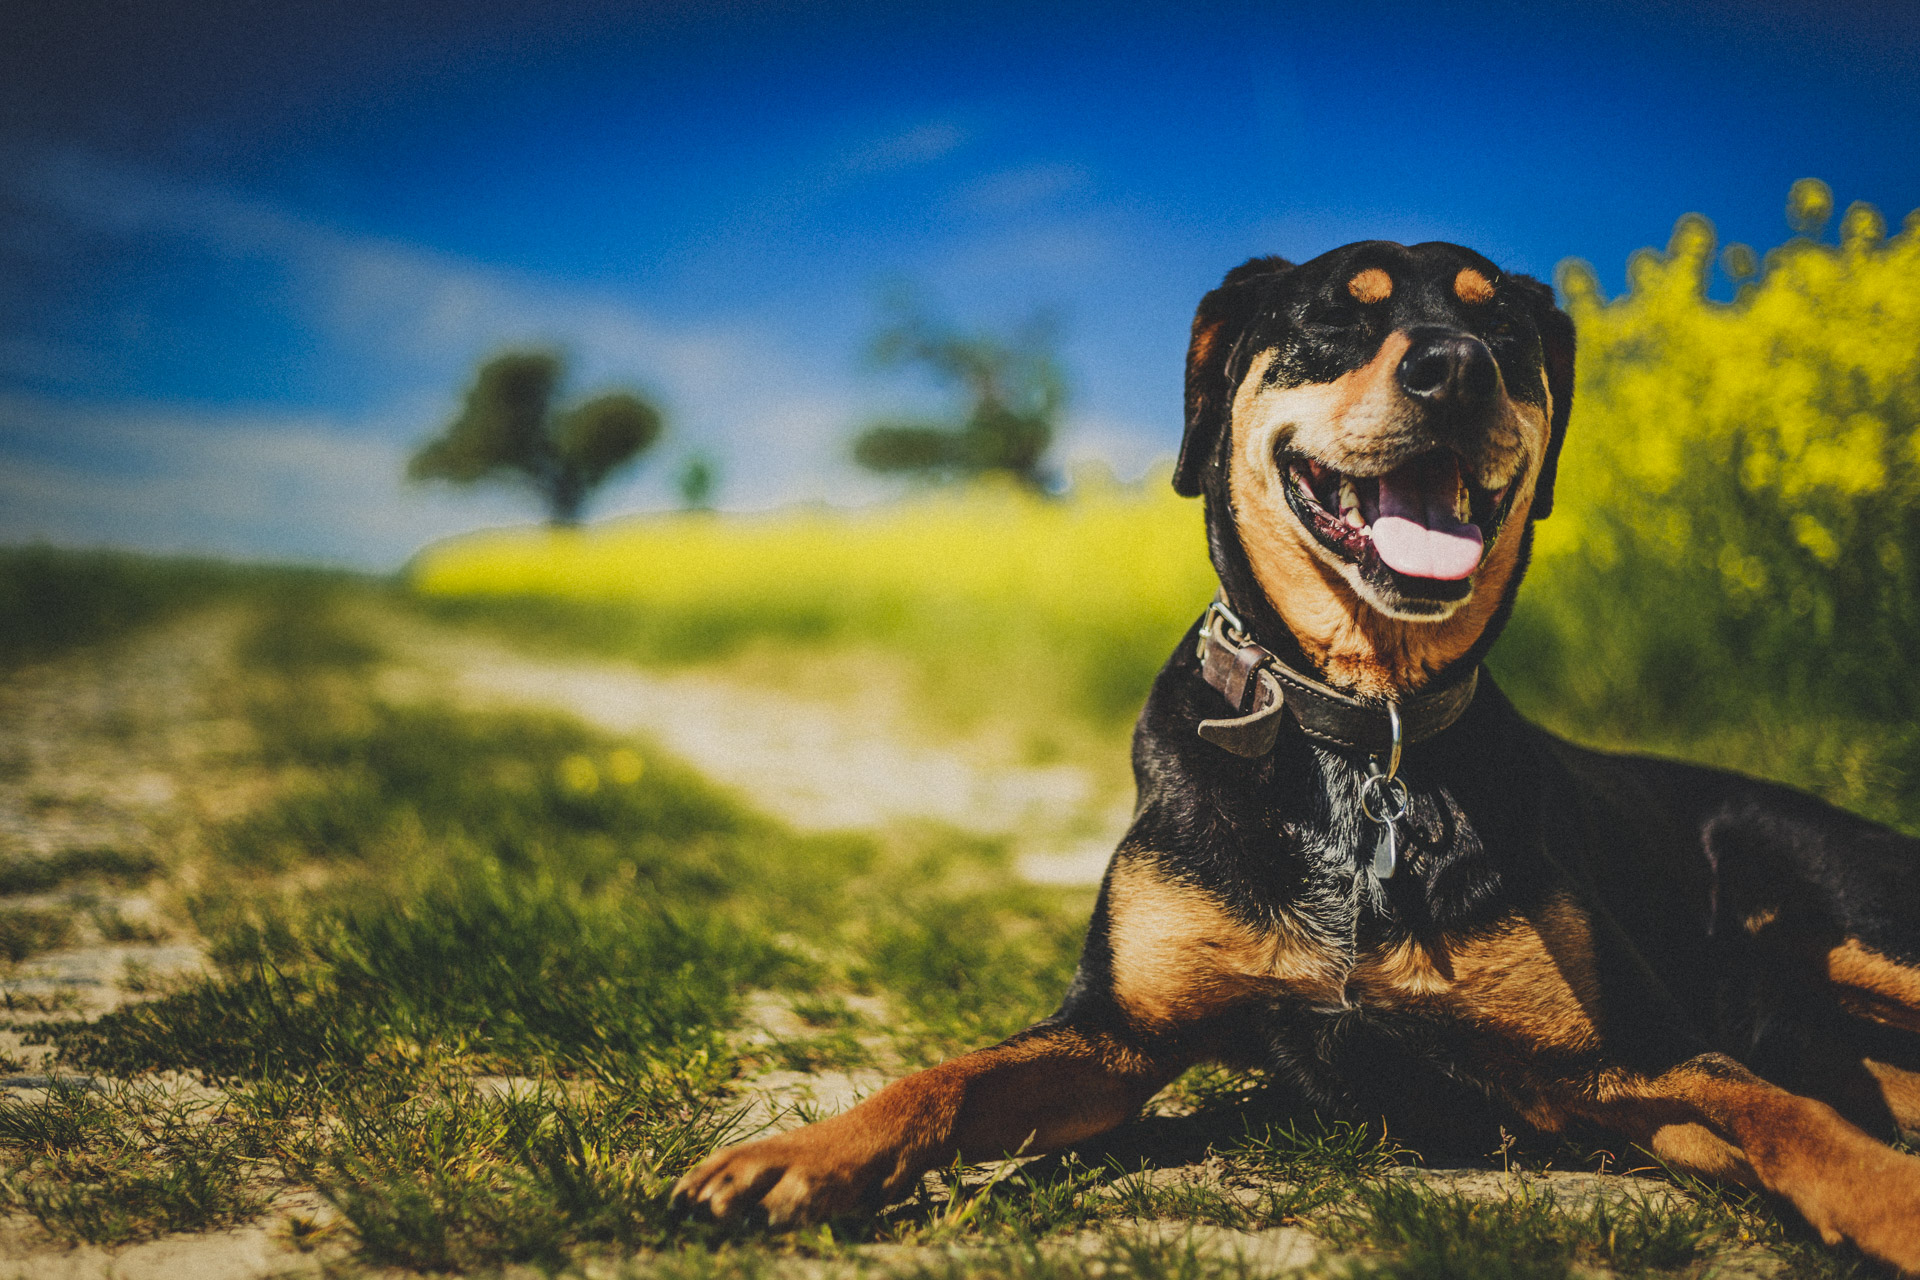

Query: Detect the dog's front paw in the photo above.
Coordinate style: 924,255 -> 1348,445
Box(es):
671,1126 -> 894,1227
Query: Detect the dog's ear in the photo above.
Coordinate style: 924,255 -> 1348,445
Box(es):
1509,275 -> 1576,521
1174,256 -> 1292,498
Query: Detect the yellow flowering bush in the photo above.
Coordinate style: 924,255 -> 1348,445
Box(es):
1495,182 -> 1920,817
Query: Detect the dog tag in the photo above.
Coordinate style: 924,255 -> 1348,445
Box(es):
1369,820 -> 1399,880
1358,768 -> 1409,882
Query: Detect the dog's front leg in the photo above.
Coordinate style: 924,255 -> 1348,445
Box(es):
671,1019 -> 1180,1226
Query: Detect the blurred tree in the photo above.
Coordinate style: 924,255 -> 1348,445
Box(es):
852,300 -> 1066,490
409,352 -> 662,525
676,452 -> 719,510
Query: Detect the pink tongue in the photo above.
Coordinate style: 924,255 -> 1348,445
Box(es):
1371,464 -> 1483,581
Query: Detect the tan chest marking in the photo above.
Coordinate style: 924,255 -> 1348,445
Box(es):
1348,895 -> 1604,1054
1105,859 -> 1344,1031
1106,861 -> 1602,1054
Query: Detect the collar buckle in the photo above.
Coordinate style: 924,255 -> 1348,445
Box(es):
1196,598 -> 1288,757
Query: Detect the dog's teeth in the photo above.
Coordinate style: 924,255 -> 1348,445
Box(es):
1339,479 -> 1359,513
1455,475 -> 1472,522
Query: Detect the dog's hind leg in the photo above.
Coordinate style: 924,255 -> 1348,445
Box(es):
1580,1052 -> 1920,1274
1815,941 -> 1920,1139
670,1020 -> 1181,1226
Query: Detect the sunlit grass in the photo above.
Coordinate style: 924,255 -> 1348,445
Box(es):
11,586 -> 1089,1263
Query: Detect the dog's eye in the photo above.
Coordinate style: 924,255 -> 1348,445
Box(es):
1305,299 -> 1363,328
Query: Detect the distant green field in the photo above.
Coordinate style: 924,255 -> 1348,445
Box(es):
412,476 -> 1217,742
0,544 -> 362,672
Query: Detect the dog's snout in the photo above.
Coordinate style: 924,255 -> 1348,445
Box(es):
1396,329 -> 1500,413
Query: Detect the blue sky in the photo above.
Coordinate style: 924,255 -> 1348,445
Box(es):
5,0 -> 1919,567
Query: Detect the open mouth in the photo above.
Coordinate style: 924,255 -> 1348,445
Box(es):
1281,449 -> 1520,598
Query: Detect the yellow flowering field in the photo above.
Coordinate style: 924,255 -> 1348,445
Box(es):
412,475 -> 1219,732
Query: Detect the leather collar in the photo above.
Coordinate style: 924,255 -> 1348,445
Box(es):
1193,593 -> 1479,758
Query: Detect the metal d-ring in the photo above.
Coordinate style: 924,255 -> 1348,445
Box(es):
1383,700 -> 1403,781
1359,771 -> 1410,825
1363,703 -> 1408,822
1196,596 -> 1250,661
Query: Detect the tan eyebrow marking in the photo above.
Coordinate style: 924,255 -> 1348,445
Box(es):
1454,268 -> 1495,304
1347,268 -> 1392,304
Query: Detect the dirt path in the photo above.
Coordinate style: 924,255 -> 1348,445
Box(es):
0,611 -> 253,1038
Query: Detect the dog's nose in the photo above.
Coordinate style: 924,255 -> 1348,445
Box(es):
1397,328 -> 1500,413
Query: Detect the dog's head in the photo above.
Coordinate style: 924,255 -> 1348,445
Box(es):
1177,241 -> 1574,697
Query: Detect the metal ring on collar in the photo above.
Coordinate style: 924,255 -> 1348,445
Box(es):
1196,597 -> 1251,661
1359,772 -> 1410,824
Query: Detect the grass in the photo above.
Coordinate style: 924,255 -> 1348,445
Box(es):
0,906 -> 76,961
0,570 -> 1887,1275
8,585 -> 1093,1264
0,846 -> 160,896
1321,1179 -> 1720,1279
0,1080 -> 270,1246
0,544 -> 359,673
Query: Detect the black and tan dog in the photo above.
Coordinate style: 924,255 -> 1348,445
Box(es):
675,241 -> 1920,1271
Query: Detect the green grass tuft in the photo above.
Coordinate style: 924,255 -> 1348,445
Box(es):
0,847 -> 161,896
0,906 -> 76,961
0,1082 -> 271,1245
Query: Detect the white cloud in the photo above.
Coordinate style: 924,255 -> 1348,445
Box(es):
1055,411 -> 1170,485
950,163 -> 1089,216
5,146 -> 904,542
837,120 -> 971,175
0,395 -> 540,568
0,143 -> 1178,566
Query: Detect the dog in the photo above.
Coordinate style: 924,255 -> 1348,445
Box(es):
674,241 -> 1920,1271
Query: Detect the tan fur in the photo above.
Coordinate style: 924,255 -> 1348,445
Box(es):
1824,939 -> 1920,1034
1349,895 -> 1604,1055
1454,268 -> 1495,304
673,1023 -> 1175,1226
1105,857 -> 1345,1027
1862,1057 -> 1920,1133
1226,341 -> 1549,694
1348,267 -> 1393,303
1641,1121 -> 1758,1185
1187,319 -> 1228,388
1107,859 -> 1603,1056
1585,1058 -> 1920,1267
